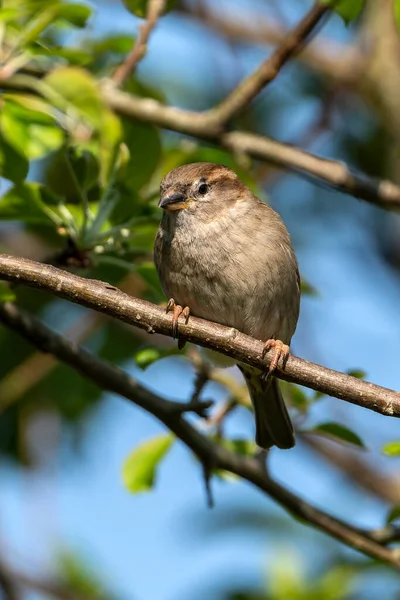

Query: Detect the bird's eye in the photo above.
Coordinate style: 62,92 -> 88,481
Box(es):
198,183 -> 208,195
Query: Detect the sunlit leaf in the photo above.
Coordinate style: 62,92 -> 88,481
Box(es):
309,422 -> 366,448
122,434 -> 174,493
45,66 -> 103,126
382,441 -> 400,456
1,98 -> 64,160
395,0 -> 400,33
135,346 -> 182,369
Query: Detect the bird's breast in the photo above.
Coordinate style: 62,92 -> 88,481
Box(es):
155,210 -> 299,343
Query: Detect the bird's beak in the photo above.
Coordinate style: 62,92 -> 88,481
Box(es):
158,193 -> 191,211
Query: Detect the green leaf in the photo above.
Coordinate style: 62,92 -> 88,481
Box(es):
0,183 -> 62,225
310,422 -> 365,448
135,346 -> 182,369
286,384 -> 309,411
320,0 -> 366,23
122,434 -> 174,493
56,3 -> 92,27
121,0 -> 178,18
395,0 -> 400,32
347,369 -> 366,379
121,120 -> 161,191
0,140 -> 29,183
2,98 -> 64,161
300,278 -> 318,296
45,67 -> 103,127
57,551 -> 107,597
0,282 -> 15,302
382,441 -> 400,456
387,504 -> 400,524
221,438 -> 256,456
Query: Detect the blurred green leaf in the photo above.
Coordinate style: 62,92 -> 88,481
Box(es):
57,550 -> 110,599
284,384 -> 309,412
2,97 -> 64,161
121,120 -> 161,191
121,0 -> 178,18
0,182 -> 62,225
347,369 -> 366,379
0,140 -> 29,183
122,433 -> 174,493
309,422 -> 365,448
382,441 -> 400,456
0,282 -> 16,302
222,438 -> 256,456
300,278 -> 318,296
386,504 -> 400,524
320,0 -> 366,22
135,346 -> 181,369
56,3 -> 92,27
395,0 -> 400,32
45,66 -> 103,126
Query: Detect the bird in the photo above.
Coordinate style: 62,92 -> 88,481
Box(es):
154,162 -> 300,449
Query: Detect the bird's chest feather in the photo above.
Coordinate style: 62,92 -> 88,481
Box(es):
157,217 -> 240,325
155,208 -> 297,342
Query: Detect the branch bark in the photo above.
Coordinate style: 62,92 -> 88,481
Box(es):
0,254 -> 399,419
2,73 -> 400,209
1,300 -> 399,569
101,83 -> 400,210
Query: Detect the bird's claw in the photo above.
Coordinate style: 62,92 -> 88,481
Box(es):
166,298 -> 190,346
261,338 -> 290,381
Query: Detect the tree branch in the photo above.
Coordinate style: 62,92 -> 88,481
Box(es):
208,2 -> 331,124
0,254 -> 399,419
2,73 -> 400,209
101,83 -> 400,210
111,0 -> 166,87
1,301 -> 400,568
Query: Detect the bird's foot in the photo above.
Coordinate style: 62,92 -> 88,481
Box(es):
261,338 -> 290,381
166,298 -> 190,349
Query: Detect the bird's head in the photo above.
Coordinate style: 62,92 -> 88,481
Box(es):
158,162 -> 247,222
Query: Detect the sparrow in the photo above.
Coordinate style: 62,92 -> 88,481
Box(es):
154,162 -> 300,449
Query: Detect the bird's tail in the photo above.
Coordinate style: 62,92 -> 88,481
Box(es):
239,366 -> 295,450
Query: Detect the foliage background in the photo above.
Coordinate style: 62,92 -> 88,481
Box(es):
1,0 -> 400,598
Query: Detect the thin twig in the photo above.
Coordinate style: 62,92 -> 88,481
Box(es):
0,301 -> 399,568
209,2 -> 331,124
111,0 -> 166,87
0,254 -> 399,418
